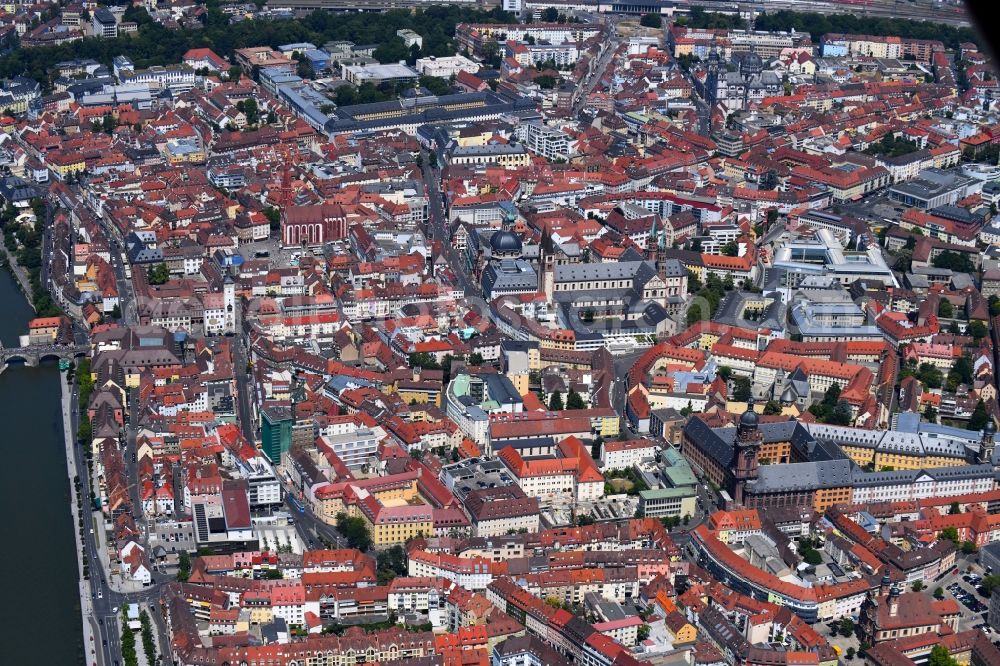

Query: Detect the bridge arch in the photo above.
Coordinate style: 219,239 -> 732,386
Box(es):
37,352 -> 68,364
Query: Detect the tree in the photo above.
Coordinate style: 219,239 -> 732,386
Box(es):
932,250 -> 975,274
939,526 -> 960,544
721,240 -> 739,256
534,74 -> 557,89
147,262 -> 170,285
419,75 -> 451,96
846,647 -> 856,661
236,98 -> 259,126
408,352 -> 440,370
938,298 -> 954,318
949,501 -> 961,515
953,355 -> 974,385
918,363 -> 944,389
929,645 -> 959,666
336,512 -> 372,551
376,545 -> 407,585
839,617 -> 855,638
481,39 -> 501,68
823,383 -> 842,407
640,13 -> 662,28
982,574 -> 1000,597
968,400 -> 990,432
912,580 -> 925,592
969,320 -> 989,341
637,623 -> 651,642
566,388 -> 586,410
717,366 -> 732,382
139,609 -> 157,664
177,551 -> 191,582
296,59 -> 314,79
829,400 -> 853,426
803,549 -> 822,565
110,304 -> 121,320
468,352 -> 484,366
763,400 -> 782,415
548,391 -> 564,411
335,84 -> 358,107
407,43 -> 422,66
542,7 -> 559,21
591,436 -> 604,460
962,540 -> 977,554
121,608 -> 137,666
263,206 -> 281,230
733,376 -> 752,402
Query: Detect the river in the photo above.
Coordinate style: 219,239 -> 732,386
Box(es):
0,269 -> 81,664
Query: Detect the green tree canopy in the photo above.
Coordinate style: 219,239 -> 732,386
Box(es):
969,320 -> 988,340
733,376 -> 752,402
968,400 -> 990,431
566,388 -> 586,410
147,263 -> 169,285
939,526 -> 959,544
640,13 -> 662,28
336,512 -> 372,551
938,298 -> 954,319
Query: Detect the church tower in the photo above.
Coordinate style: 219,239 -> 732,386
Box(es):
223,272 -> 236,335
980,419 -> 996,465
731,397 -> 763,506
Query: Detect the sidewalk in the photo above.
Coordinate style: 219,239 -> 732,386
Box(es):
62,377 -> 101,666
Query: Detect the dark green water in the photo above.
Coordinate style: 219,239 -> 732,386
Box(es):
0,270 -> 80,664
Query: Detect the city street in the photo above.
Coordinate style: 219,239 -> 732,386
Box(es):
420,156 -> 477,297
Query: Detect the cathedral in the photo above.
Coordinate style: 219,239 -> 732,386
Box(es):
700,43 -> 782,114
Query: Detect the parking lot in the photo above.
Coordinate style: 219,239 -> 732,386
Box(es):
944,570 -> 993,633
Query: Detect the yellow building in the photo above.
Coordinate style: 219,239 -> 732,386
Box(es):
363,504 -> 434,546
814,485 -> 853,513
48,152 -> 86,179
872,451 -> 966,471
840,444 -> 875,467
665,615 -> 698,644
840,442 -> 968,471
392,380 -> 442,408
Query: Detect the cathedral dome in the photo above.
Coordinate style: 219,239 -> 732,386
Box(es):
490,229 -> 522,255
740,50 -> 763,78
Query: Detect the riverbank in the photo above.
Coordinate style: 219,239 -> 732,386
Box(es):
0,247 -> 35,312
62,376 -> 101,665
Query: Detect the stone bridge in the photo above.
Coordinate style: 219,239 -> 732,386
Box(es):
0,342 -> 89,373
